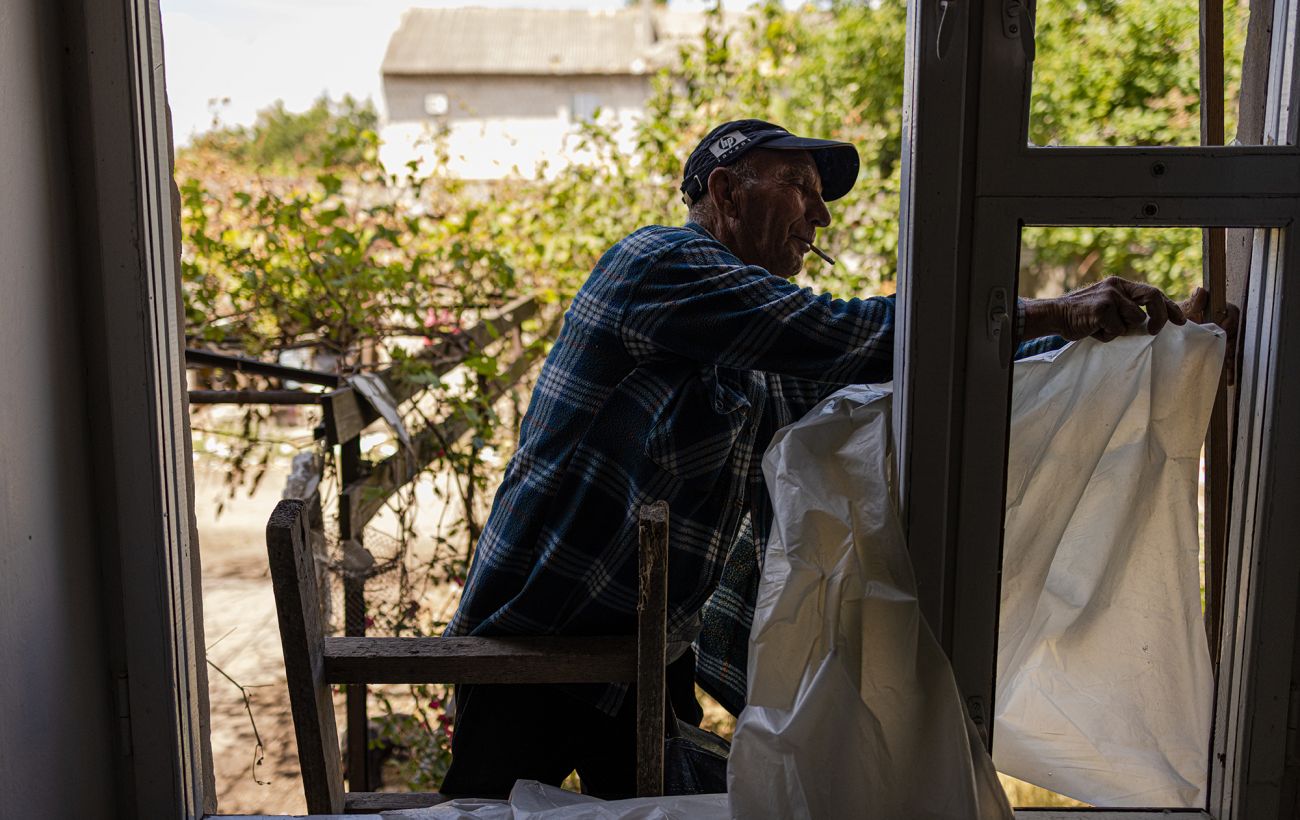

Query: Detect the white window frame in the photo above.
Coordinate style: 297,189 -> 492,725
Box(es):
68,0 -> 214,816
898,0 -> 1300,816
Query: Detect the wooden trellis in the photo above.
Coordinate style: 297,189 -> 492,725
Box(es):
186,293 -> 563,791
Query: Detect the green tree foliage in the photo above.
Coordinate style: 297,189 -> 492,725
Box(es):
189,94 -> 379,172
1019,0 -> 1249,297
632,0 -> 1246,298
180,147 -> 518,359
182,0 -> 1248,359
633,0 -> 909,294
1031,0 -> 1247,147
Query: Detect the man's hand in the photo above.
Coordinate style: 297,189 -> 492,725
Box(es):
1181,286 -> 1241,384
1179,285 -> 1239,332
1023,276 -> 1187,342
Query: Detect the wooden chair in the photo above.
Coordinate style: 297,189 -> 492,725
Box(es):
266,497 -> 671,814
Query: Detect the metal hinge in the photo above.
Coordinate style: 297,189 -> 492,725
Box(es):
968,694 -> 990,746
1286,683 -> 1300,763
988,286 -> 1012,366
115,672 -> 133,757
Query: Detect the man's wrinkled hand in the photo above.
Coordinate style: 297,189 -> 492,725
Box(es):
1053,276 -> 1187,342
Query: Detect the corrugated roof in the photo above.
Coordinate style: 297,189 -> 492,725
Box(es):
381,7 -> 684,76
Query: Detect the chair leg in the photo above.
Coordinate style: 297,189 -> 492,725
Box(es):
635,501 -> 669,797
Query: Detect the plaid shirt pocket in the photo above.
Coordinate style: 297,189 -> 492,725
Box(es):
645,367 -> 752,480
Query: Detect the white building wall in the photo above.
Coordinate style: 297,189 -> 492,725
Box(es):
380,73 -> 651,179
0,0 -> 119,813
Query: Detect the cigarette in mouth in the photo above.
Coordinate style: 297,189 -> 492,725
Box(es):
810,243 -> 836,266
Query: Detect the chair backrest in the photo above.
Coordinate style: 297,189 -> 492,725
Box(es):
266,498 -> 671,811
266,498 -> 345,814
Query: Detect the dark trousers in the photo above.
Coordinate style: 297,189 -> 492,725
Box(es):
439,648 -> 704,799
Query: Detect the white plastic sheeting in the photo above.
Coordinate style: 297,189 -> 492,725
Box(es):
993,324 -> 1224,807
728,323 -> 1223,815
383,780 -> 728,819
728,384 -> 1014,820
398,324 -> 1222,818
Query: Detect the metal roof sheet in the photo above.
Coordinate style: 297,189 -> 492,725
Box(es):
381,7 -> 683,76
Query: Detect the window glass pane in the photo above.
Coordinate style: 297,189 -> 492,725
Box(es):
1029,0 -> 1250,146
1019,225 -> 1202,296
998,227 -> 1214,808
424,92 -> 450,117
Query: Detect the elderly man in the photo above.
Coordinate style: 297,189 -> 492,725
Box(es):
439,119 -> 1205,798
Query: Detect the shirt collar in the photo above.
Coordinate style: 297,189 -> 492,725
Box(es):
685,220 -> 726,247
684,220 -> 746,266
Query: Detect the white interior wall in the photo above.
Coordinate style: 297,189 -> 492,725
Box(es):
0,0 -> 119,813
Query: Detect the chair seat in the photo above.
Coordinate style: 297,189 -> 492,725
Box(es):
323,635 -> 638,684
343,790 -> 446,813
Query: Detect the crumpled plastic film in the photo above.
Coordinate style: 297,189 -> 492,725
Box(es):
403,325 -> 1221,818
993,324 -> 1223,807
727,384 -> 1013,820
382,780 -> 729,819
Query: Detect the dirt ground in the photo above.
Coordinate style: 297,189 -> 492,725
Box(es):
197,458 -> 318,814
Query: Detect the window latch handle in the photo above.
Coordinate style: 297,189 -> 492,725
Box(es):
936,0 -> 958,61
1002,0 -> 1036,61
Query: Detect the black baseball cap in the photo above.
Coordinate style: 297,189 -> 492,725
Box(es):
680,119 -> 860,205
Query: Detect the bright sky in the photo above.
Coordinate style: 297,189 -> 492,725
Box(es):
159,0 -> 759,143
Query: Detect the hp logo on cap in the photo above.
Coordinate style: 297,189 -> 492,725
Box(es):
709,131 -> 750,159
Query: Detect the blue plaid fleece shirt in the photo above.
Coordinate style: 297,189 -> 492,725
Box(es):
445,221 -> 1063,715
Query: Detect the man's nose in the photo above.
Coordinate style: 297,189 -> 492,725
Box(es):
808,197 -> 831,228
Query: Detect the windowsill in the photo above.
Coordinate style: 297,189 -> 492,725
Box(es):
211,809 -> 1214,818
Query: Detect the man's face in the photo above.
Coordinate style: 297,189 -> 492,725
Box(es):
725,150 -> 832,279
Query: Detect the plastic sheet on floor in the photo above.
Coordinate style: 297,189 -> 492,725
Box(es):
382,780 -> 729,819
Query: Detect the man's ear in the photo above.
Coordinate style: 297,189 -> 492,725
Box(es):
708,166 -> 740,220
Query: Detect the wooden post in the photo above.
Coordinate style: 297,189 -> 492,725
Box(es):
510,326 -> 525,437
339,435 -> 373,792
1200,0 -> 1231,660
636,501 -> 668,798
